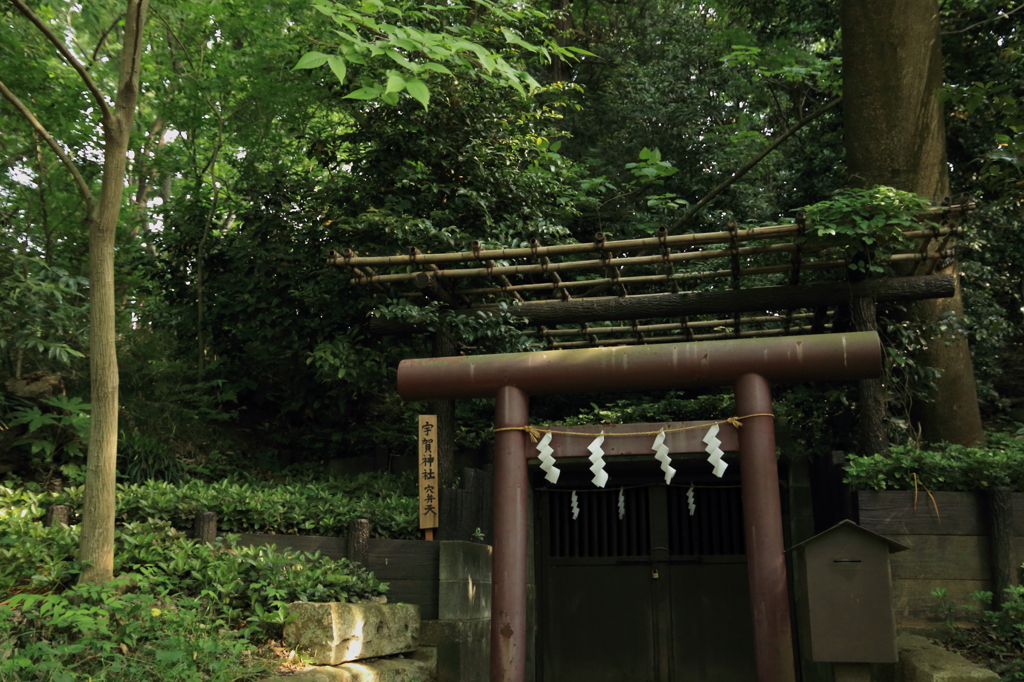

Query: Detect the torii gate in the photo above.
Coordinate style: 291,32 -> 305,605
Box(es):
397,331 -> 883,682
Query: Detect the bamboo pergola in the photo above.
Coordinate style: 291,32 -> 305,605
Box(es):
329,204 -> 969,350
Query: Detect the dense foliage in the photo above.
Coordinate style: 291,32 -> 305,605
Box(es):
2,0 -> 1022,476
0,488 -> 388,681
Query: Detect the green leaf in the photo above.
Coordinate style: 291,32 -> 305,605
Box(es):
293,51 -> 330,70
500,28 -> 533,50
384,49 -> 418,71
344,86 -> 384,100
385,71 -> 406,95
327,56 -> 347,84
419,62 -> 452,75
404,78 -> 430,110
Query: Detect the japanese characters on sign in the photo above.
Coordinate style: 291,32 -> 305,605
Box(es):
418,415 -> 439,530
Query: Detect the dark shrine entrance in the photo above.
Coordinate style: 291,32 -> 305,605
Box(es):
397,334 -> 883,682
531,436 -> 759,681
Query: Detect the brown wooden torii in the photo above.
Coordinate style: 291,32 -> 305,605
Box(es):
397,331 -> 883,682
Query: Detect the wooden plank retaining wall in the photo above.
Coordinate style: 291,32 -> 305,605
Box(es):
858,490 -> 1024,623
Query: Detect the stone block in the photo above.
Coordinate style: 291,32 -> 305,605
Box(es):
420,619 -> 489,682
896,635 -> 998,681
412,645 -> 438,669
259,656 -> 434,682
285,602 -> 420,665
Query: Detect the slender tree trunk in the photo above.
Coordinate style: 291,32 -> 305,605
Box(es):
32,135 -> 52,264
196,230 -> 208,381
6,0 -> 147,583
78,0 -> 149,585
842,0 -> 983,446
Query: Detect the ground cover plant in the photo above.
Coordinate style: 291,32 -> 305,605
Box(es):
0,475 -> 402,681
934,586 -> 1024,681
3,470 -> 419,539
843,430 -> 1024,492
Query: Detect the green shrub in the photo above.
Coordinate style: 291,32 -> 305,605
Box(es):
934,586 -> 1024,680
1,470 -> 419,539
0,498 -> 390,681
118,430 -> 184,484
844,431 -> 1024,492
1,516 -> 388,613
0,577 -> 267,682
113,520 -> 388,616
800,185 -> 931,274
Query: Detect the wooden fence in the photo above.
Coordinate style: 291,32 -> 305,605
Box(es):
858,490 -> 1024,622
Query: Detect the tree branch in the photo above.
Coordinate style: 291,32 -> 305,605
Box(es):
113,0 -> 148,123
10,0 -> 114,122
669,96 -> 843,233
0,77 -> 94,210
942,4 -> 1024,35
91,12 -> 126,63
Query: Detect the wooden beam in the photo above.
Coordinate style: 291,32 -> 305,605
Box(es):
368,274 -> 955,335
330,207 -> 969,269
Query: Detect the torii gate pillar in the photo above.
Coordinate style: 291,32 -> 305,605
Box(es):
736,373 -> 796,682
492,385 -> 530,682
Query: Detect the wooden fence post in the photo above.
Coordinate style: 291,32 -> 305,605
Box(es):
194,511 -> 217,544
988,486 -> 1015,608
347,518 -> 370,566
45,505 -> 70,527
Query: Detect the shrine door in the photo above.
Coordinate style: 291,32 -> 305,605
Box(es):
536,466 -> 758,682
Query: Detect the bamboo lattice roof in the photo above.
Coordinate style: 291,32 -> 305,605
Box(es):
329,204 -> 969,350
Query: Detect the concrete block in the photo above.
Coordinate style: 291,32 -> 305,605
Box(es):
896,635 -> 999,681
260,656 -> 434,682
420,619 -> 490,682
285,602 -> 420,665
439,541 -> 492,582
438,541 -> 492,621
438,577 -> 491,621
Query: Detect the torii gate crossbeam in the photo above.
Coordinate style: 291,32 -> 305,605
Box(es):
397,332 -> 883,682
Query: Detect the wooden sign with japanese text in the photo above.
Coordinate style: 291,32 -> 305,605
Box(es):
418,415 -> 439,530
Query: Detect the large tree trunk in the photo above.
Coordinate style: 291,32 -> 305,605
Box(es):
842,0 -> 983,446
78,0 -> 149,585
